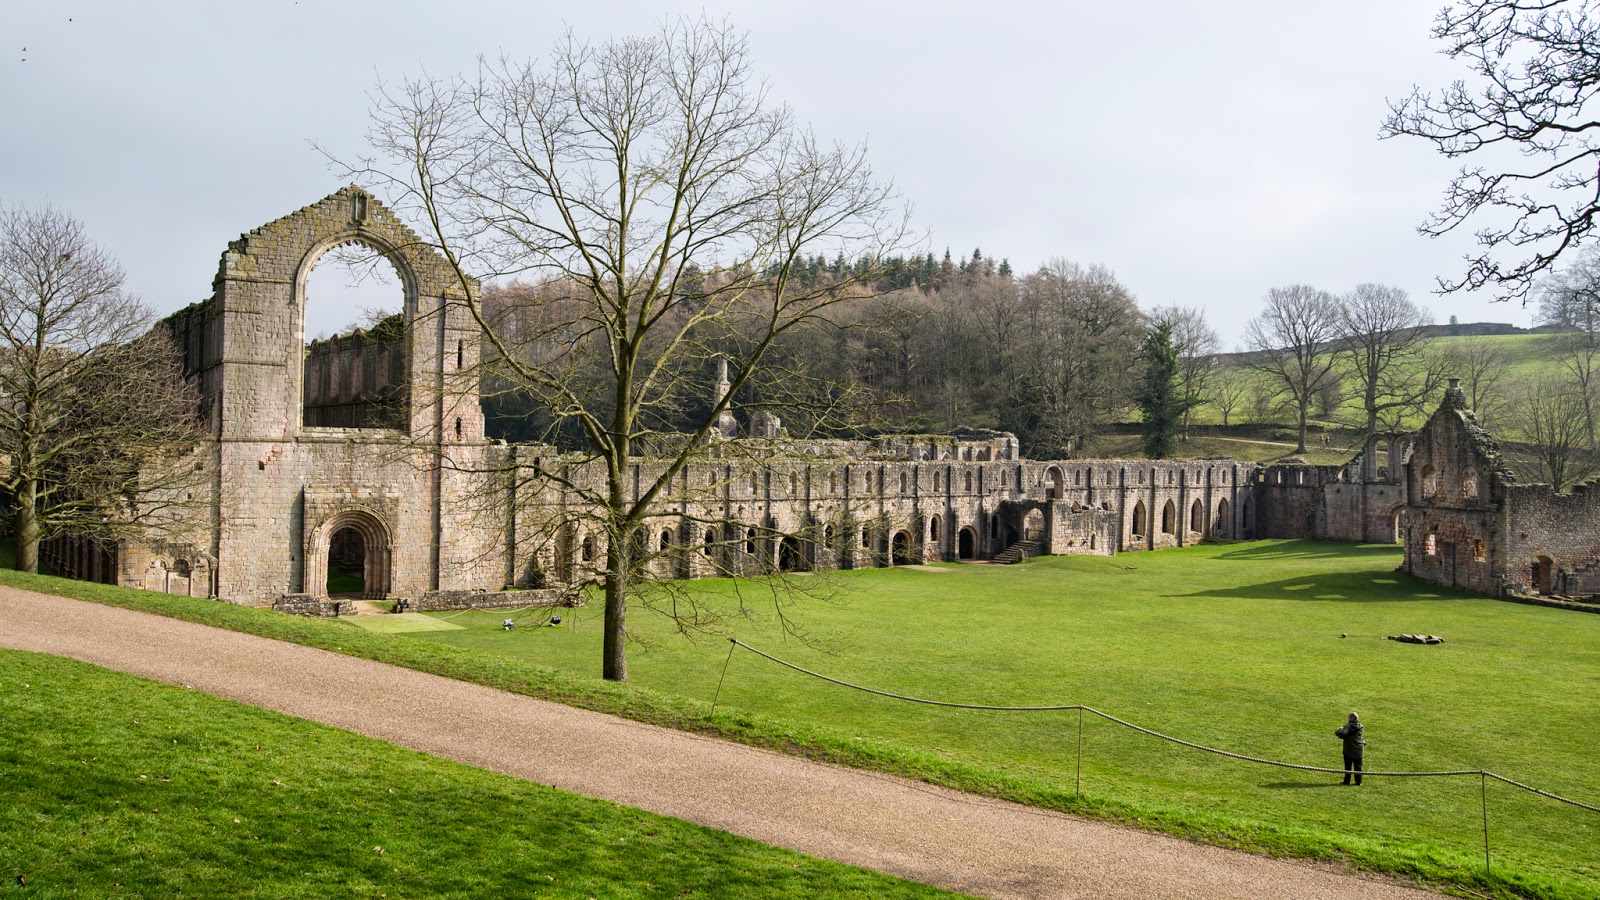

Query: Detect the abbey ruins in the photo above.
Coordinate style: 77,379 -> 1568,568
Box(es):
37,188 -> 1600,612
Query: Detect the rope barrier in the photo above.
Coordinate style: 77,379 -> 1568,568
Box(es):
725,639 -> 1600,813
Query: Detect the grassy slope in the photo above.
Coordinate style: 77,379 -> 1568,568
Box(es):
4,543 -> 1598,898
0,649 -> 960,899
1193,331 -> 1564,435
409,544 -> 1600,900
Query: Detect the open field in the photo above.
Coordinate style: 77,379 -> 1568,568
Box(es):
0,648 -> 959,899
407,543 -> 1600,899
1193,331 -> 1568,437
6,541 -> 1599,898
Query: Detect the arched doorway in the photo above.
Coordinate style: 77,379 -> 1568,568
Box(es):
779,535 -> 808,572
1023,509 -> 1045,542
327,526 -> 366,596
1215,498 -> 1230,537
958,526 -> 977,560
1161,500 -> 1176,535
1046,466 -> 1064,500
1533,555 -> 1555,594
891,530 -> 914,565
1131,500 -> 1147,537
1391,507 -> 1408,545
307,508 -> 392,600
1189,499 -> 1203,533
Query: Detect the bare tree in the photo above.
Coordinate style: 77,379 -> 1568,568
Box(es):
0,204 -> 203,573
1440,333 -> 1510,424
1506,374 -> 1598,490
1206,360 -> 1249,426
1337,283 -> 1447,434
1244,284 -> 1342,453
1150,305 -> 1219,440
1536,244 -> 1600,337
341,19 -> 904,681
1383,1 -> 1600,300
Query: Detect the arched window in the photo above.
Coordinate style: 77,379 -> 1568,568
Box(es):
964,471 -> 974,492
580,535 -> 595,562
702,528 -> 716,555
659,530 -> 671,551
1421,465 -> 1438,499
929,515 -> 941,542
899,472 -> 908,493
934,471 -> 943,491
1190,499 -> 1203,532
745,529 -> 757,554
790,473 -> 799,495
1462,468 -> 1479,499
1131,501 -> 1147,537
1161,500 -> 1176,535
1424,533 -> 1437,555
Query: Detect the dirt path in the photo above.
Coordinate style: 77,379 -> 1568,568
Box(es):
0,588 -> 1439,900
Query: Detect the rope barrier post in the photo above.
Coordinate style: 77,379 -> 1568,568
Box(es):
710,639 -> 737,718
1075,706 -> 1084,800
1481,770 -> 1491,880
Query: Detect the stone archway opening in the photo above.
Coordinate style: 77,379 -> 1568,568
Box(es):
1533,555 -> 1555,594
300,240 -> 409,430
308,508 -> 392,600
958,526 -> 977,560
779,535 -> 808,572
327,526 -> 366,596
891,530 -> 914,565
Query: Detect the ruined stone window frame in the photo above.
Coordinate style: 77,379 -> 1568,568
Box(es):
964,471 -> 974,493
1189,499 -> 1203,533
659,529 -> 672,551
1473,538 -> 1486,562
1131,500 -> 1148,537
702,528 -> 716,556
1161,500 -> 1176,535
1462,468 -> 1479,499
929,515 -> 940,542
933,471 -> 943,491
1424,533 -> 1437,556
1421,465 -> 1438,499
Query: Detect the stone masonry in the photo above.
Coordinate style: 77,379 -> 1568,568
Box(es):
66,188 -> 1489,611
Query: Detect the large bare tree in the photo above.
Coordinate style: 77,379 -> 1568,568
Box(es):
1506,373 -> 1597,490
0,203 -> 203,573
343,19 -> 904,681
1244,284 -> 1342,453
1383,0 -> 1600,300
1336,283 -> 1447,434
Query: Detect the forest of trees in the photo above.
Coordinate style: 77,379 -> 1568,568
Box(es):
478,239 -> 1600,489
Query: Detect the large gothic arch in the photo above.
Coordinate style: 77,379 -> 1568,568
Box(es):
304,506 -> 394,600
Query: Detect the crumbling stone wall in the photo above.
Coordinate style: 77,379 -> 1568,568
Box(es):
110,188 -> 1333,613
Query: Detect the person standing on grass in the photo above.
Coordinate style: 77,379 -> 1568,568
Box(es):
1336,712 -> 1365,785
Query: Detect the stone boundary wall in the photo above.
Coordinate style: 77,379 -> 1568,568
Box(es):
406,588 -> 569,612
273,594 -> 356,617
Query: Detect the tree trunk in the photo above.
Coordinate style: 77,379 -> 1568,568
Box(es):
15,478 -> 39,574
1296,402 -> 1309,454
602,545 -> 628,682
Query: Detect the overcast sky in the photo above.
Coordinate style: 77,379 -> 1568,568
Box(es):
1,1 -> 1543,347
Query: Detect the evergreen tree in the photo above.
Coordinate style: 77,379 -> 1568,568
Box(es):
998,258 -> 1013,279
1136,320 -> 1191,458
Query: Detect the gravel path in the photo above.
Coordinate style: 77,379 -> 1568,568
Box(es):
0,588 -> 1439,900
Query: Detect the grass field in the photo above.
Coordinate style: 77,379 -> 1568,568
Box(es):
7,541 -> 1599,898
1191,331 -> 1568,438
0,649 -> 960,899
403,543 -> 1600,899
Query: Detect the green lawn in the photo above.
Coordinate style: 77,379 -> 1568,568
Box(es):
0,649 -> 961,899
406,543 -> 1600,899
7,540 -> 1599,897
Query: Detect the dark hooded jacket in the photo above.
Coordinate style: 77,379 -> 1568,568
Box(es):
1335,719 -> 1365,758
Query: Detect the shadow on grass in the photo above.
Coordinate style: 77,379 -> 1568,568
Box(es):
1169,572 -> 1445,603
1213,541 -> 1404,562
1261,781 -> 1342,789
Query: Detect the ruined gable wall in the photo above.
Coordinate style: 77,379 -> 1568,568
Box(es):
1402,391 -> 1505,595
